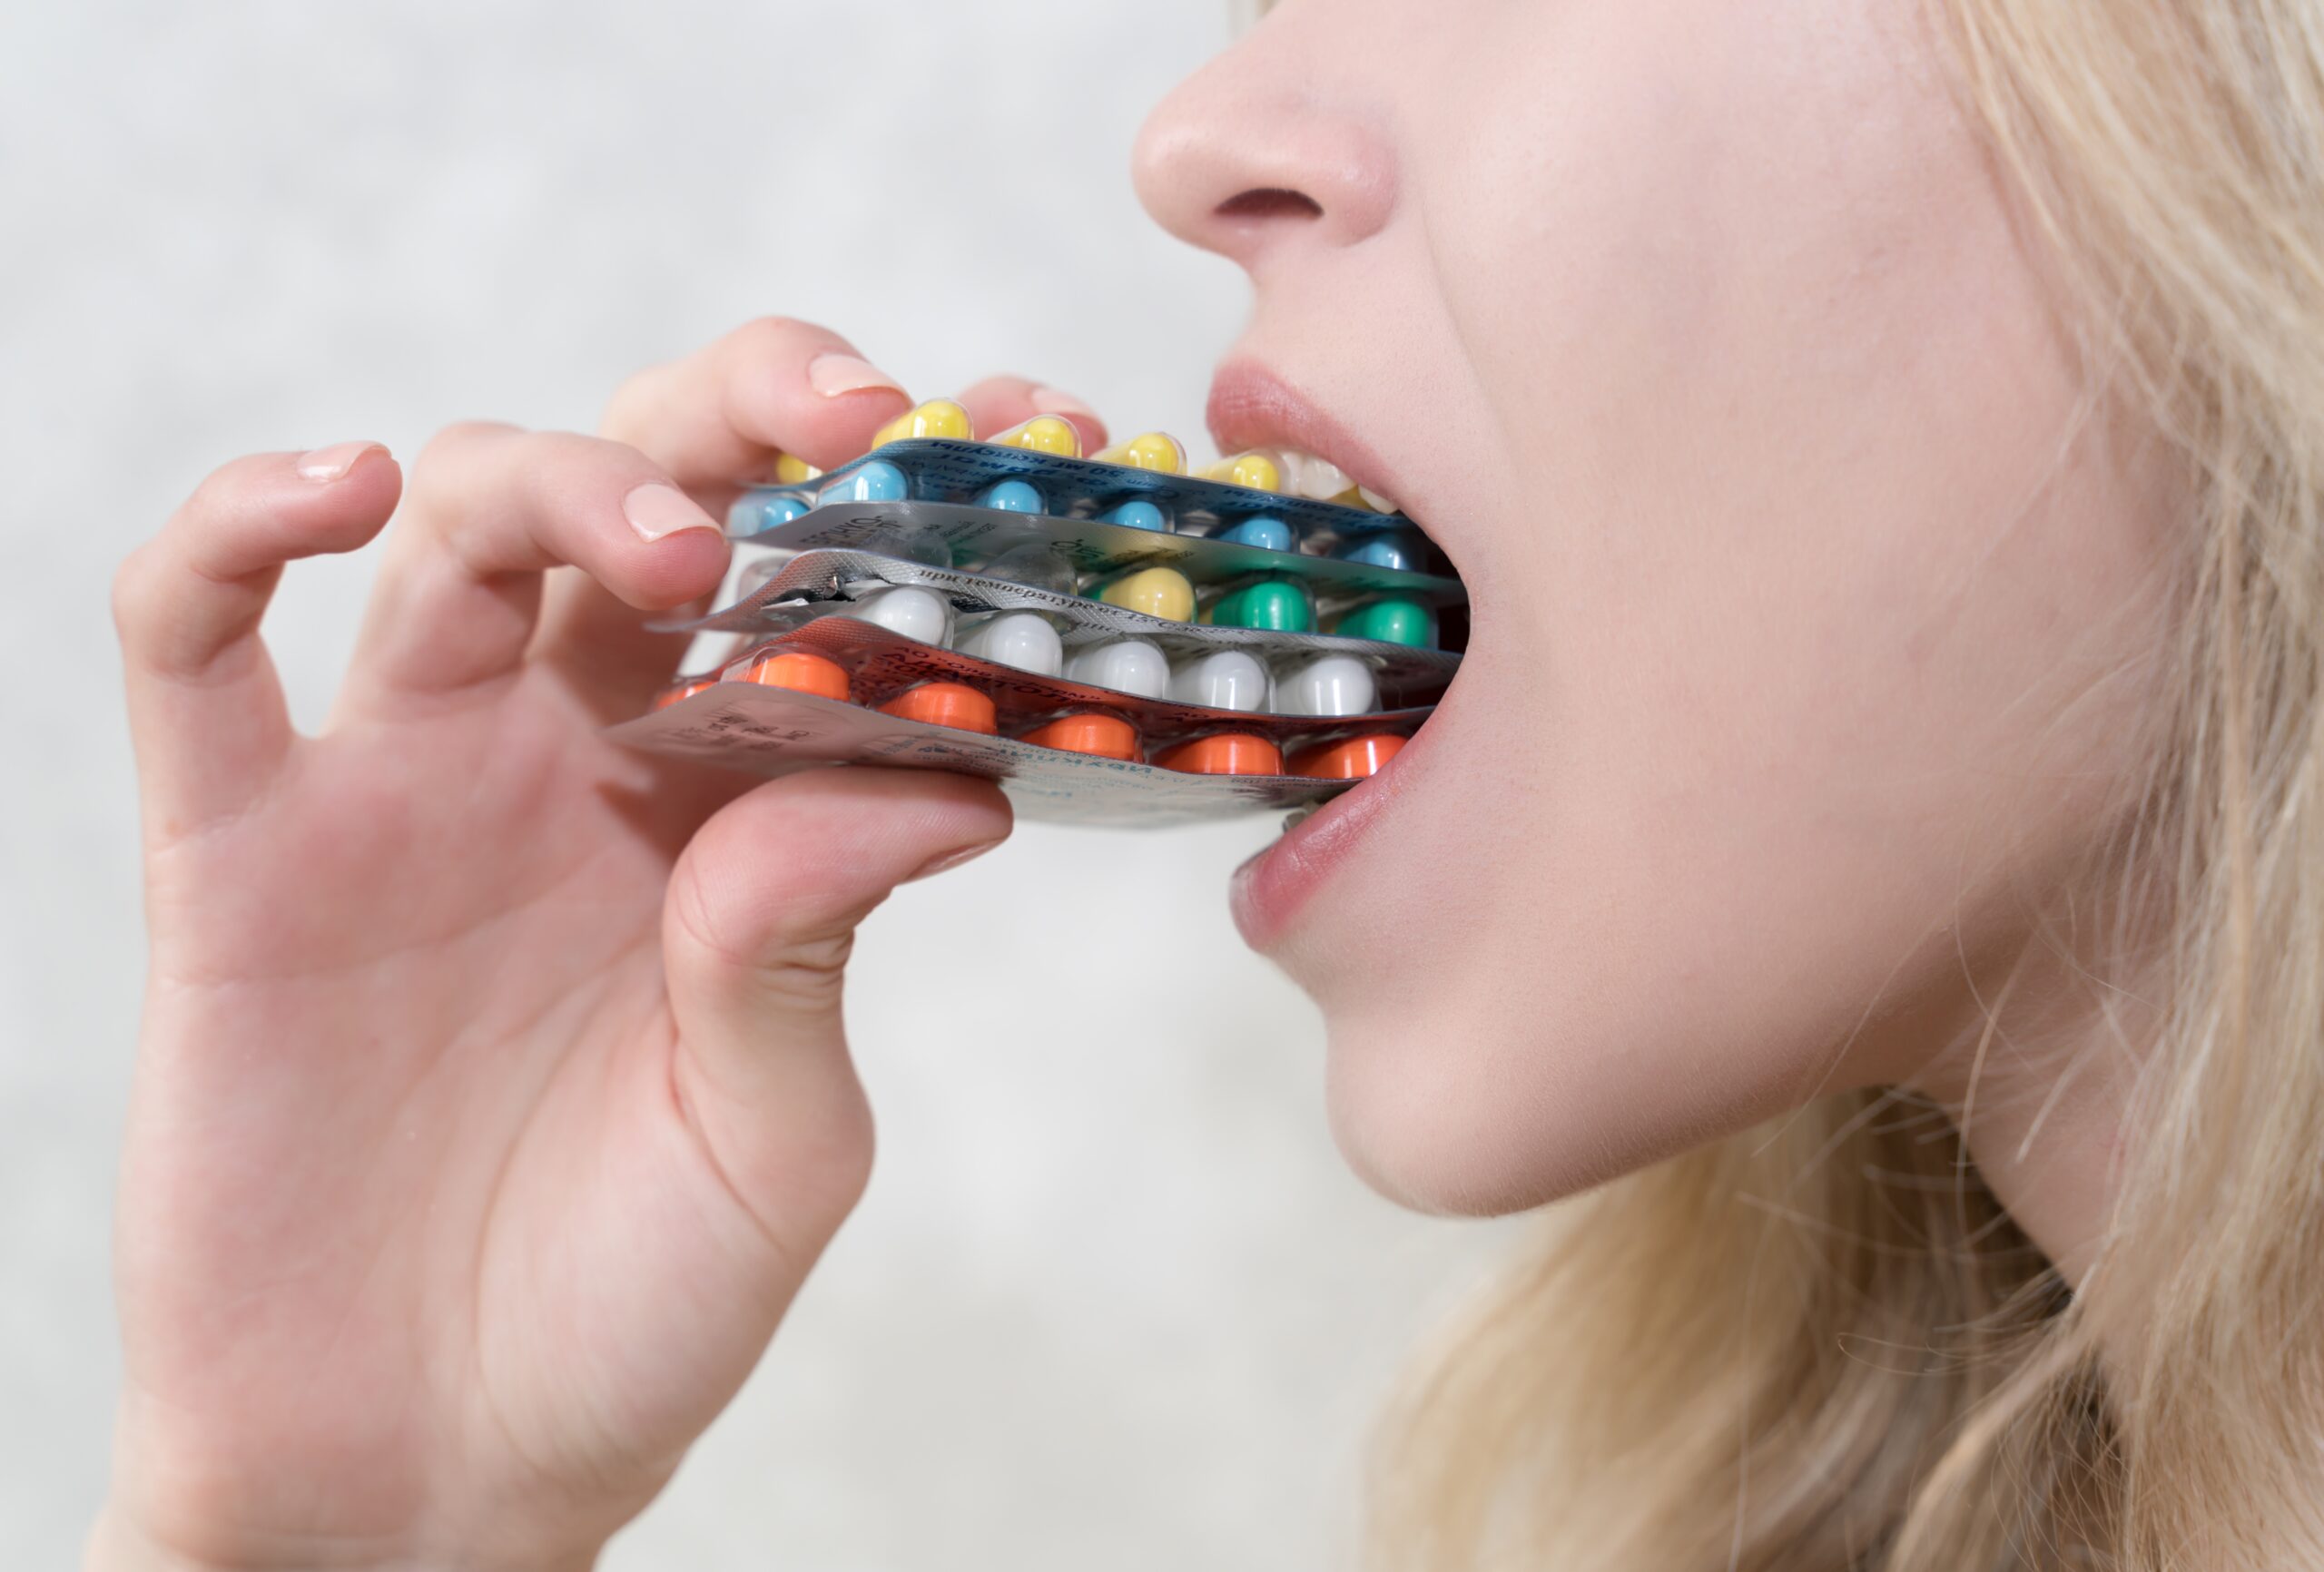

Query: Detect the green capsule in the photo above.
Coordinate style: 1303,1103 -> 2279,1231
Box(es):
1333,596 -> 1439,649
1205,577 -> 1315,634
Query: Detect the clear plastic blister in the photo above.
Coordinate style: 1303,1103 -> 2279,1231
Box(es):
606,679 -> 1390,828
730,420 -> 1436,571
726,498 -> 1460,605
661,547 -> 1462,698
686,615 -> 1434,739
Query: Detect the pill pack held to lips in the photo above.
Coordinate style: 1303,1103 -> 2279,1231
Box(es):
607,399 -> 1465,827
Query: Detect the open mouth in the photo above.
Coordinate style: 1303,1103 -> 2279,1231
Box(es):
1205,359 -> 1470,934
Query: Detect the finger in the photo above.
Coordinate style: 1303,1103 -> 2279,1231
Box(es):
660,769 -> 1012,1265
954,374 -> 1109,453
560,319 -> 915,693
343,425 -> 730,706
116,443 -> 399,834
599,316 -> 913,493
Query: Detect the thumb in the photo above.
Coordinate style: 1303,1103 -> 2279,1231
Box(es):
662,767 -> 1012,1262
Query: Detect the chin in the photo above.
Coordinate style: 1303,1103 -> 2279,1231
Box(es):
1300,938 -> 1838,1221
1313,998 -> 1607,1220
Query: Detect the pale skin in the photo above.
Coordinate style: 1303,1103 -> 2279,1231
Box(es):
102,0 -> 2187,1565
96,331 -> 1106,1569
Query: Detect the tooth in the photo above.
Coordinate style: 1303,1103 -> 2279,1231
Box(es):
1292,453 -> 1351,500
1256,447 -> 1306,495
1357,486 -> 1399,515
1264,447 -> 1354,502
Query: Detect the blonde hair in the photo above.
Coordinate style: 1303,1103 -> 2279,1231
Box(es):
1371,2 -> 2324,1567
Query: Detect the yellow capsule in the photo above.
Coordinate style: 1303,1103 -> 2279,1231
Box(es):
987,415 -> 1081,458
773,452 -> 820,485
1196,451 -> 1283,493
874,398 -> 972,448
1097,566 -> 1196,623
1091,430 -> 1187,475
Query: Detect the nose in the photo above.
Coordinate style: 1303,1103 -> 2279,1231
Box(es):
1132,26 -> 1397,272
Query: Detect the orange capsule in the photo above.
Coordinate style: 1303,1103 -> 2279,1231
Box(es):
1154,732 -> 1285,776
877,681 -> 999,735
1289,732 -> 1407,781
1022,712 -> 1142,761
743,649 -> 852,702
653,677 -> 718,711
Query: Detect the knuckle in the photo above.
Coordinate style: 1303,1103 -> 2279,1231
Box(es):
178,454 -> 262,526
601,360 -> 673,438
110,542 -> 164,644
783,1098 -> 877,1224
749,934 -> 857,1016
730,314 -> 819,355
671,857 -> 868,1013
408,419 -> 518,495
531,430 -> 654,510
419,418 -> 513,457
536,427 -> 628,467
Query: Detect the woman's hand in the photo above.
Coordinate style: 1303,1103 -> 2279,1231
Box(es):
91,323 -> 1106,1571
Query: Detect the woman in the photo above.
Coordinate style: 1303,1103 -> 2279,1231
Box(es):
91,0 -> 2324,1566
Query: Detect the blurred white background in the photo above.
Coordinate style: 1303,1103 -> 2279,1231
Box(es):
0,2 -> 1512,1565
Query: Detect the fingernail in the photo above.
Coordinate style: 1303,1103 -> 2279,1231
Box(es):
296,440 -> 385,483
623,482 -> 721,543
1029,386 -> 1098,418
905,838 -> 1006,883
808,352 -> 907,399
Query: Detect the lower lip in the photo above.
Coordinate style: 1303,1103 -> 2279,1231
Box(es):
1230,723 -> 1430,948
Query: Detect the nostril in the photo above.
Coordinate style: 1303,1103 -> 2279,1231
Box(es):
1215,187 -> 1324,222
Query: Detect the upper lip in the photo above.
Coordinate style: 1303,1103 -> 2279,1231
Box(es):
1205,359 -> 1418,525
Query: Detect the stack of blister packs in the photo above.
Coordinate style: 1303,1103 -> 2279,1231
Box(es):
611,404 -> 1465,828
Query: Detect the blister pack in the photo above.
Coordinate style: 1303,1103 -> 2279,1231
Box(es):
734,402 -> 1430,564
677,549 -> 1460,702
610,401 -> 1464,826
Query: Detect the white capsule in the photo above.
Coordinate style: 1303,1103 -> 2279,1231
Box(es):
840,585 -> 951,645
1169,649 -> 1271,712
1261,447 -> 1357,503
953,611 -> 1063,677
1271,653 -> 1378,718
1064,638 -> 1170,699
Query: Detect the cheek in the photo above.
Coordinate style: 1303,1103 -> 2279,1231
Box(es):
1277,0 -> 2181,1212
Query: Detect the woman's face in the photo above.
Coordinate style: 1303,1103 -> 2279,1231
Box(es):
1134,0 -> 2180,1213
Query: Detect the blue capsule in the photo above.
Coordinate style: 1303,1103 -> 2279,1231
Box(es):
725,491 -> 812,538
818,459 -> 910,506
1214,515 -> 1296,554
975,478 -> 1046,514
1333,531 -> 1425,573
1101,498 -> 1171,534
